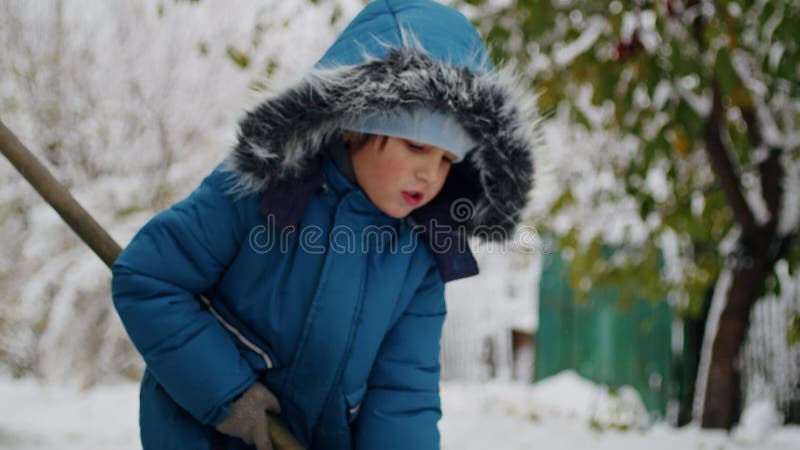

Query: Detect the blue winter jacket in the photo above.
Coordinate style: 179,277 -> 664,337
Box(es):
112,1 -> 538,449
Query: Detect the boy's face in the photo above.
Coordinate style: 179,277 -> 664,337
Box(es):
350,135 -> 457,219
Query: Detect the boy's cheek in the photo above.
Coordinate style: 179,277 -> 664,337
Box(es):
371,159 -> 407,185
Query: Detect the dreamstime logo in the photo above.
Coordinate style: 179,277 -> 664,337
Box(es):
247,198 -> 552,256
248,216 -> 422,255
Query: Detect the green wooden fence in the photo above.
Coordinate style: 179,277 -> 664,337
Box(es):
535,248 -> 674,419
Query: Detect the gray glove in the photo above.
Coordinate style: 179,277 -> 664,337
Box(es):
215,382 -> 281,450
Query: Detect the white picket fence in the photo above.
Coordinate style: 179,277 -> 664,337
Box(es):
740,271 -> 800,419
440,249 -> 540,382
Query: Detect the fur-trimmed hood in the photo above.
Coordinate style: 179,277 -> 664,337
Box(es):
225,0 -> 538,239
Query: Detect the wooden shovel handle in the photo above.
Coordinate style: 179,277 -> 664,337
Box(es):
0,119 -> 306,450
0,119 -> 122,266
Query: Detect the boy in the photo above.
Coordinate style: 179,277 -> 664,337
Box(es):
111,1 -> 537,449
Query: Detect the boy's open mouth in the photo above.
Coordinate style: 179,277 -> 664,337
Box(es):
402,190 -> 423,206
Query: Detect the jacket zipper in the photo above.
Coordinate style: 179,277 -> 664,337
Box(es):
198,294 -> 274,369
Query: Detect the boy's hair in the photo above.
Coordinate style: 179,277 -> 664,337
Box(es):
341,131 -> 388,152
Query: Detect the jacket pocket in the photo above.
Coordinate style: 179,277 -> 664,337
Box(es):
344,384 -> 367,425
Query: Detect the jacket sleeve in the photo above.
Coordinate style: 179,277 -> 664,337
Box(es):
111,165 -> 259,426
353,260 -> 447,450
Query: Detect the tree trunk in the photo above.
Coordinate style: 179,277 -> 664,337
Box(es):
697,78 -> 791,428
700,225 -> 797,428
700,256 -> 769,428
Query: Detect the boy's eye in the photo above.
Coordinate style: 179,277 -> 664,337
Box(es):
406,141 -> 425,152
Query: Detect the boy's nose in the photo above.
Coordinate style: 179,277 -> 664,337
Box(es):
415,161 -> 438,183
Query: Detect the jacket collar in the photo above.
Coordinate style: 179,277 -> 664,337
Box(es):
320,157 -> 398,226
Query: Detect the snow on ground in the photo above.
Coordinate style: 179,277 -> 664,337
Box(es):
441,373 -> 800,450
0,371 -> 798,450
0,378 -> 139,450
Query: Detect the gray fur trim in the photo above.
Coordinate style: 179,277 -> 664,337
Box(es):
225,48 -> 539,237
